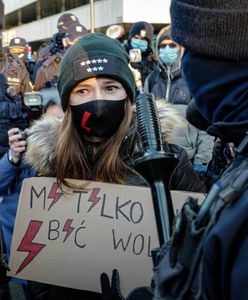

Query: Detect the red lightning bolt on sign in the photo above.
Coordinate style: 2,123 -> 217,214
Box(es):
48,182 -> 63,211
81,111 -> 91,133
16,220 -> 45,275
62,219 -> 75,242
87,188 -> 101,212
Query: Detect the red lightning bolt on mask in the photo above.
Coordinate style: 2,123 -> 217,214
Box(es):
48,182 -> 63,211
87,188 -> 101,212
62,219 -> 75,242
81,111 -> 91,133
16,220 -> 45,275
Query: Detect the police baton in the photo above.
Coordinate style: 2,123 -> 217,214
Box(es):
131,66 -> 178,245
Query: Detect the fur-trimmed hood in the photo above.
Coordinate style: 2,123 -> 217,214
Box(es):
24,115 -> 61,176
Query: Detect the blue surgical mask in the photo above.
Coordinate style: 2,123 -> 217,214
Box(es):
131,38 -> 148,52
159,46 -> 178,65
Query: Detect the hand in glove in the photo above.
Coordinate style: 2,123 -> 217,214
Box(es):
101,269 -> 125,300
193,163 -> 207,174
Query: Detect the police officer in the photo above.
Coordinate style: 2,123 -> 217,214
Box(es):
35,23 -> 87,91
8,36 -> 36,80
0,15 -> 33,157
34,13 -> 86,91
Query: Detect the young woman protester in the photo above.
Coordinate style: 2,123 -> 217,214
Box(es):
24,32 -> 142,299
26,33 -> 143,189
0,33 -> 203,299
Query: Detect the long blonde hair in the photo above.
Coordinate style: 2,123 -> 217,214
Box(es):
55,99 -> 134,188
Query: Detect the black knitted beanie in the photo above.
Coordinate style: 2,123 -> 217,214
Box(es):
170,0 -> 248,61
58,33 -> 136,111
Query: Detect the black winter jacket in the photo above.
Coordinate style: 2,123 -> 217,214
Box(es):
145,67 -> 191,105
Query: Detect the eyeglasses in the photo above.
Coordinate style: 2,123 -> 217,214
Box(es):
159,43 -> 177,49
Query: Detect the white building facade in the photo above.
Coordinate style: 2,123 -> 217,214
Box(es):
2,0 -> 171,48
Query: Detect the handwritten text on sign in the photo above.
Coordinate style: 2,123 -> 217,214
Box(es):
9,177 -> 159,296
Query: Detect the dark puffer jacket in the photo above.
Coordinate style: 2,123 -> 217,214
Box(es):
144,67 -> 191,105
144,26 -> 190,105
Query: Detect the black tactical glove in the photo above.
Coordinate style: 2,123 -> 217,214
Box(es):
100,269 -> 125,300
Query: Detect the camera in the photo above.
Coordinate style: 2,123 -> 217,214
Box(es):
23,91 -> 43,121
129,48 -> 142,63
39,32 -> 65,57
19,129 -> 28,140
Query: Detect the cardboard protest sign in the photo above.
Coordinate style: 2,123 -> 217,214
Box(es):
8,177 -> 205,296
8,177 -> 159,296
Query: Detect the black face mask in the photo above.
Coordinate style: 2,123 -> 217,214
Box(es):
71,99 -> 126,138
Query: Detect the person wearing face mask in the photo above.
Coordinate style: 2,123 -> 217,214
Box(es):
8,37 -> 27,61
144,25 -> 189,104
123,21 -> 157,85
8,37 -> 36,81
15,32 -> 141,299
144,26 -> 214,181
5,37 -> 33,95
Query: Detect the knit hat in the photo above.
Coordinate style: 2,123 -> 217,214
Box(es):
170,0 -> 248,61
157,25 -> 171,46
128,21 -> 154,43
9,37 -> 27,49
58,33 -> 136,111
57,13 -> 80,33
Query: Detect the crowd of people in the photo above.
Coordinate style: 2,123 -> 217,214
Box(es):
0,0 -> 247,299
